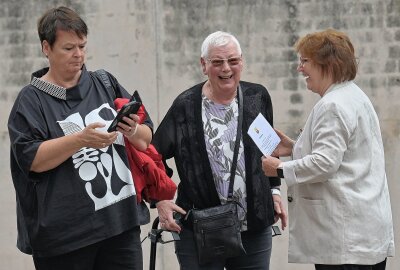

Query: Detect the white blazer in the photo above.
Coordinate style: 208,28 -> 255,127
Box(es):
283,81 -> 395,264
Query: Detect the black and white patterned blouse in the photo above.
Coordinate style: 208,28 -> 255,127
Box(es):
202,94 -> 248,231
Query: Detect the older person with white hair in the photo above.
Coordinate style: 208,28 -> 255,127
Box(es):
153,31 -> 287,270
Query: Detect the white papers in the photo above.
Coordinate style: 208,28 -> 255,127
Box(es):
247,113 -> 280,156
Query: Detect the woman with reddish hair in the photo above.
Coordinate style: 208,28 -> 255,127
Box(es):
262,29 -> 395,270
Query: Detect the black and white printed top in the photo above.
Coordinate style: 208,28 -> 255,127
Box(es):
8,65 -> 153,257
201,94 -> 248,231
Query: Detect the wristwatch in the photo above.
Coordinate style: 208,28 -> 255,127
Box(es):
277,168 -> 284,178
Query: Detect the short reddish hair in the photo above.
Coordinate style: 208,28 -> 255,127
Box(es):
295,29 -> 357,83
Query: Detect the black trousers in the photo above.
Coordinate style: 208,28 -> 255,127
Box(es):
315,259 -> 387,270
33,226 -> 143,270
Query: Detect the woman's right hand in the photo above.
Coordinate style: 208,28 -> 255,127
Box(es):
78,123 -> 118,149
272,128 -> 295,157
156,200 -> 186,233
31,123 -> 117,173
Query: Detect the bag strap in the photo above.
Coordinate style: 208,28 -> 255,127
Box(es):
227,85 -> 243,201
93,69 -> 121,99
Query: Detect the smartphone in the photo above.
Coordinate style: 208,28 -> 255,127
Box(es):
107,101 -> 142,132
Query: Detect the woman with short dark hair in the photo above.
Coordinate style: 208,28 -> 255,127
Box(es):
8,6 -> 152,270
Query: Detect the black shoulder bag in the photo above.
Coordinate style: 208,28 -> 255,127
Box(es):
191,86 -> 246,265
93,69 -> 121,99
93,69 -> 142,104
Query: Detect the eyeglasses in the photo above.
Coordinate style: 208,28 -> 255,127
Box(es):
207,56 -> 242,67
298,57 -> 310,67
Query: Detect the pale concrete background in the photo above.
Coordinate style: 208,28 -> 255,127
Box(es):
0,0 -> 399,269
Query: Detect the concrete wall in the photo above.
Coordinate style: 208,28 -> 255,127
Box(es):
1,0 -> 399,269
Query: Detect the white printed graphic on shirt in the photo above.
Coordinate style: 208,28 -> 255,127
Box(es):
58,103 -> 135,211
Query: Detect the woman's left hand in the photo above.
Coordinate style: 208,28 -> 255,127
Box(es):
117,113 -> 152,151
261,155 -> 282,177
117,114 -> 140,137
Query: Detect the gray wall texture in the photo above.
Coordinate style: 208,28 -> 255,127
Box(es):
1,0 -> 399,269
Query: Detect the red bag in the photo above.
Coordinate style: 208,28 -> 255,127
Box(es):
114,98 -> 177,203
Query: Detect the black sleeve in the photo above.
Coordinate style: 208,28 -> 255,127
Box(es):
262,85 -> 281,187
152,103 -> 177,160
8,88 -> 46,179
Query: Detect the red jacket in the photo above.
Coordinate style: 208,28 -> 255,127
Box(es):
114,98 -> 176,203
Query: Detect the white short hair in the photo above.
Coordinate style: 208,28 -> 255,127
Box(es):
200,31 -> 242,58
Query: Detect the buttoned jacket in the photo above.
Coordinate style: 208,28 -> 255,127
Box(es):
283,81 -> 395,264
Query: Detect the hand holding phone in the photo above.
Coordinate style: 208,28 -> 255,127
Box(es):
107,101 -> 142,132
